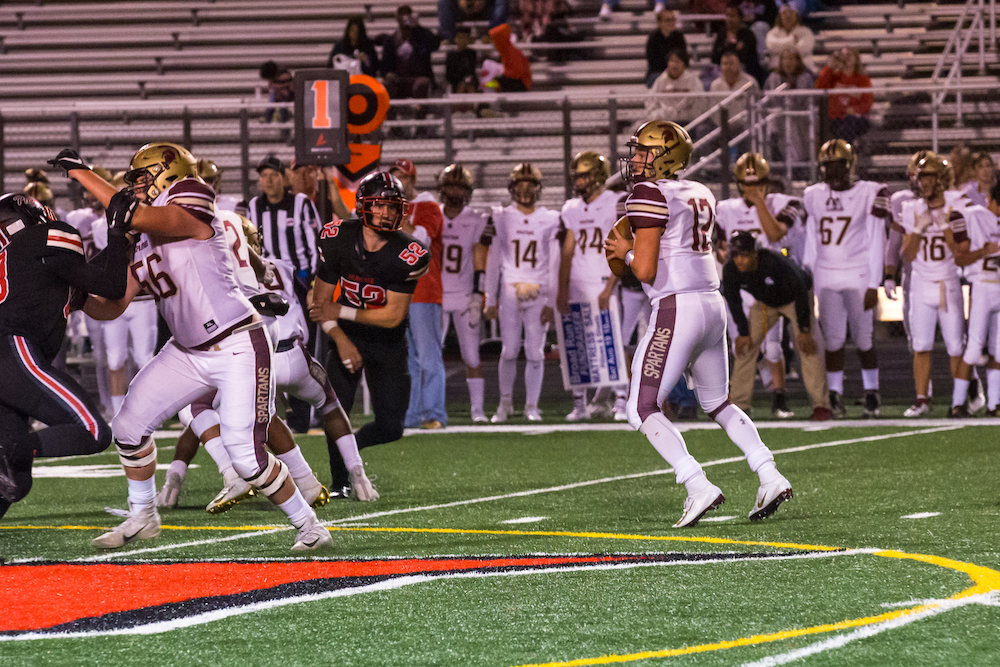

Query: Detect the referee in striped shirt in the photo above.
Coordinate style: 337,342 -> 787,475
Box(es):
249,155 -> 320,297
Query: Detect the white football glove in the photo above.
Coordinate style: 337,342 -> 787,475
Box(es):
914,212 -> 932,235
883,278 -> 898,300
261,260 -> 278,288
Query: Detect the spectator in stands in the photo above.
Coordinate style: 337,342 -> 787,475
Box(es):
379,5 -> 442,115
949,145 -> 975,191
446,26 -> 480,95
814,47 -> 872,146
438,0 -> 509,44
739,0 -> 778,59
646,50 -> 706,129
260,61 -> 294,123
488,23 -> 532,91
765,3 -> 815,72
712,2 -> 768,86
964,152 -> 996,207
764,48 -> 814,169
328,16 -> 379,76
710,48 -> 761,135
645,10 -> 688,88
519,0 -> 569,41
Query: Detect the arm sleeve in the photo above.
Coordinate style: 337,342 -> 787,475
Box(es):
950,209 -> 969,244
42,229 -> 130,300
721,265 -> 751,337
163,179 -> 216,225
625,183 -> 670,229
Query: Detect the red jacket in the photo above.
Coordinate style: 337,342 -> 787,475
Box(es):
815,67 -> 873,119
489,24 -> 532,90
409,194 -> 443,304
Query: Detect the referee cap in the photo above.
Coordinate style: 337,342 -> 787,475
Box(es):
729,230 -> 758,256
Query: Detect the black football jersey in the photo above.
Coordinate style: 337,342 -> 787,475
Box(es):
0,220 -> 127,362
316,218 -> 430,343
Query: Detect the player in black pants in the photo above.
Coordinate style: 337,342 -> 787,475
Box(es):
309,172 -> 429,496
0,186 -> 132,519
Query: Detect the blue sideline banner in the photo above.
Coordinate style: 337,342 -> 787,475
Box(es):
556,293 -> 629,391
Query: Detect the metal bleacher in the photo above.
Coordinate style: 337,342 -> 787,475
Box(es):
0,0 -> 997,204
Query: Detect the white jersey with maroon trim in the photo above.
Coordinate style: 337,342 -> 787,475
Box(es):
440,205 -> 488,310
260,257 -> 308,343
217,209 -> 259,298
716,193 -> 803,254
950,197 -> 999,283
899,191 -> 969,283
624,178 -> 720,302
560,189 -> 619,286
484,204 -> 561,307
803,179 -> 888,289
131,178 -> 255,349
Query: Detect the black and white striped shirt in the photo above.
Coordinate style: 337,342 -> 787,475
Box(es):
249,190 -> 320,276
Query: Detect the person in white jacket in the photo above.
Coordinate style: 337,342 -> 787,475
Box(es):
644,50 -> 706,130
765,4 -> 815,72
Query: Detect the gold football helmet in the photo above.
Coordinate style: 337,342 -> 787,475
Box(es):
915,153 -> 953,199
240,214 -> 262,255
438,163 -> 474,208
197,158 -> 223,190
734,152 -> 770,184
508,162 -> 543,207
570,151 -> 610,199
623,120 -> 693,183
124,142 -> 199,201
23,181 -> 54,206
818,139 -> 856,189
906,150 -> 935,194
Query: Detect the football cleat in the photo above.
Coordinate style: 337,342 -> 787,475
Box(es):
299,474 -> 330,508
471,409 -> 489,423
674,485 -> 725,528
491,402 -> 513,424
155,471 -> 184,508
863,391 -> 881,418
987,406 -> 1000,418
968,377 -> 986,414
613,397 -> 628,421
349,466 -> 379,501
829,391 -> 846,419
771,392 -> 794,419
206,478 -> 255,514
91,503 -> 161,549
565,397 -> 588,422
749,477 -> 793,521
421,419 -> 444,430
291,517 -> 333,551
0,448 -> 20,503
949,404 -> 972,419
903,401 -> 930,418
524,405 -> 542,422
328,485 -> 352,500
810,406 -> 832,421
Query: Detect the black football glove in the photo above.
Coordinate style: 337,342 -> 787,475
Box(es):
249,292 -> 290,317
47,149 -> 91,177
106,189 -> 139,238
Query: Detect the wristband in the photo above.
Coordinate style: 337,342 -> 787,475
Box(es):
339,306 -> 358,321
473,269 -> 486,295
321,320 -> 338,334
624,250 -> 635,266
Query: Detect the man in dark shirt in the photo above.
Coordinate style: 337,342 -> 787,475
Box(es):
309,172 -> 429,495
0,190 -> 132,518
722,230 -> 831,420
645,10 -> 688,88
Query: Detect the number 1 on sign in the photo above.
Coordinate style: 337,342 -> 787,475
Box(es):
311,80 -> 332,129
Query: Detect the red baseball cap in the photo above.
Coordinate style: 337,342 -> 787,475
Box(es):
389,159 -> 416,178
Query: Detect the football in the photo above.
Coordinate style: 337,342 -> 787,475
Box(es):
605,215 -> 634,279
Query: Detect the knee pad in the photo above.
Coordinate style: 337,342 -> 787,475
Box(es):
499,345 -> 520,362
190,408 -> 221,440
764,339 -> 783,364
115,436 -> 157,468
242,452 -> 289,498
178,405 -> 194,428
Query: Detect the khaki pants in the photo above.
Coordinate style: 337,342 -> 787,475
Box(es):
730,294 -> 830,412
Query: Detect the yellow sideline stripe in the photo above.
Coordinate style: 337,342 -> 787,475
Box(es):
513,549 -> 1000,667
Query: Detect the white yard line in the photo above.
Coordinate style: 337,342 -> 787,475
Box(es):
739,592 -> 999,667
74,425 -> 962,562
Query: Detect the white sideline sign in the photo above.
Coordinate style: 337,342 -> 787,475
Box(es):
555,293 -> 629,391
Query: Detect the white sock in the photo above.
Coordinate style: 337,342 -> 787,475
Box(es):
828,370 -> 844,395
615,386 -> 627,400
988,369 -> 1000,410
525,360 -> 544,407
639,413 -> 703,486
498,357 -> 517,403
861,368 -> 879,391
335,433 -> 364,471
713,404 -> 779,481
127,476 -> 157,509
167,459 -> 188,480
276,446 -> 316,488
204,437 -> 238,483
111,394 -> 124,416
276,489 -> 315,529
952,378 -> 970,408
467,377 -> 485,414
683,470 -> 714,496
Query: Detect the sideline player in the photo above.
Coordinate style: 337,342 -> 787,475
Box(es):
310,172 -> 430,492
0,193 -> 129,519
438,164 -> 490,422
55,143 -> 330,551
605,120 -> 793,527
557,151 -> 627,421
484,163 -> 561,422
802,140 -> 888,418
716,153 -> 809,418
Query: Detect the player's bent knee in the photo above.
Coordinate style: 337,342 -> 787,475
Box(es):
190,409 -> 221,439
242,452 -> 289,498
499,345 -> 519,362
115,437 -> 157,468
